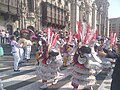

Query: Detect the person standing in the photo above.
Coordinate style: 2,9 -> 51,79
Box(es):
24,37 -> 32,61
110,42 -> 120,90
14,29 -> 20,41
5,31 -> 9,44
62,38 -> 69,66
10,35 -> 22,72
1,30 -> 5,43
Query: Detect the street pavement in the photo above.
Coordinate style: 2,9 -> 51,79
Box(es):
0,55 -> 112,90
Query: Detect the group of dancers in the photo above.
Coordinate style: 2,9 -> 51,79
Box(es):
35,32 -> 117,90
10,33 -> 32,71
4,28 -> 117,90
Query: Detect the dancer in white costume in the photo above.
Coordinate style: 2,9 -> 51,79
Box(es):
24,38 -> 32,61
18,37 -> 27,62
37,40 -> 63,89
71,45 -> 106,90
10,36 -> 22,71
0,79 -> 5,90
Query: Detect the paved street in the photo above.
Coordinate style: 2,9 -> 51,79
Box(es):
0,55 -> 112,90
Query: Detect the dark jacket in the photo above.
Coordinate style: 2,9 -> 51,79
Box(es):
111,54 -> 120,90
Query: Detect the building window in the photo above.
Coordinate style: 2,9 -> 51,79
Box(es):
5,0 -> 8,3
14,0 -> 17,6
10,0 -> 14,5
27,0 -> 34,12
0,0 -> 4,2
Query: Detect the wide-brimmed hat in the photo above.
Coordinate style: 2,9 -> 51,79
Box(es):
116,40 -> 120,45
78,46 -> 91,54
78,55 -> 87,64
49,49 -> 59,56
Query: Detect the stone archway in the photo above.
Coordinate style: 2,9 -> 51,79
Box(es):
7,25 -> 13,35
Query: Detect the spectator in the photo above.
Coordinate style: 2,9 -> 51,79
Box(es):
5,31 -> 9,44
14,29 -> 20,41
0,30 -> 2,43
1,30 -> 5,43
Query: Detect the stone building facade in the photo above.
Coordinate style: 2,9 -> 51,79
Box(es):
0,0 -> 20,34
94,0 -> 109,36
0,0 -> 109,36
19,0 -> 68,32
69,0 -> 98,35
109,17 -> 120,38
19,0 -> 98,33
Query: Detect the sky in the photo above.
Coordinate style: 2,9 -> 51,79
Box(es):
108,0 -> 120,18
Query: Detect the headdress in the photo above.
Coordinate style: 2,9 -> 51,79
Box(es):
49,48 -> 59,56
78,46 -> 91,54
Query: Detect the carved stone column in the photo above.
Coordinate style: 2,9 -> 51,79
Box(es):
70,0 -> 77,34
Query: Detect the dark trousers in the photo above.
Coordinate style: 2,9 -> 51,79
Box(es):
1,37 -> 5,43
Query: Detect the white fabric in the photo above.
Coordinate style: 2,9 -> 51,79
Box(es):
11,40 -> 20,53
25,45 -> 31,59
24,40 -> 32,59
19,48 -> 24,61
11,40 -> 21,70
13,52 -> 20,70
36,49 -> 63,81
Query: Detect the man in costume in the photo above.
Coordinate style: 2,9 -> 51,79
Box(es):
36,38 -> 63,89
10,35 -> 22,71
110,42 -> 120,90
24,36 -> 32,61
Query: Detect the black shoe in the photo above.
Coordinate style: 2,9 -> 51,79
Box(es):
14,70 -> 20,72
37,62 -> 39,65
19,61 -> 25,64
26,59 -> 30,61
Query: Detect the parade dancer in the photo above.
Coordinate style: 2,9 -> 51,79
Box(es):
62,38 -> 69,66
0,79 -> 5,90
37,39 -> 63,89
18,37 -> 26,63
110,42 -> 120,90
71,46 -> 102,90
24,37 -> 32,61
10,35 -> 22,72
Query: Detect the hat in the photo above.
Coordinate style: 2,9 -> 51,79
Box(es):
78,46 -> 91,54
49,49 -> 59,56
78,56 -> 87,64
116,40 -> 120,45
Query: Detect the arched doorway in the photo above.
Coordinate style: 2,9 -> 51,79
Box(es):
7,25 -> 13,35
27,26 -> 35,32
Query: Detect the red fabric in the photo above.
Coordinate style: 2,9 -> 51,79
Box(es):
68,31 -> 73,43
76,21 -> 82,41
42,46 -> 48,64
88,30 -> 97,43
71,82 -> 78,88
47,26 -> 53,44
110,32 -> 114,45
82,24 -> 91,44
51,33 -> 58,47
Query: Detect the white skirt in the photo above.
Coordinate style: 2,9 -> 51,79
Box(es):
71,65 -> 96,87
36,57 -> 63,80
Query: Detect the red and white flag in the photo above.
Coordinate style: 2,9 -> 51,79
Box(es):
75,21 -> 82,41
88,30 -> 97,43
47,26 -> 53,44
110,32 -> 114,45
51,33 -> 59,47
68,31 -> 73,43
113,33 -> 117,45
82,24 -> 91,44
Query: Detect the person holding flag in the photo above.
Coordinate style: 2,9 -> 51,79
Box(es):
36,29 -> 63,89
